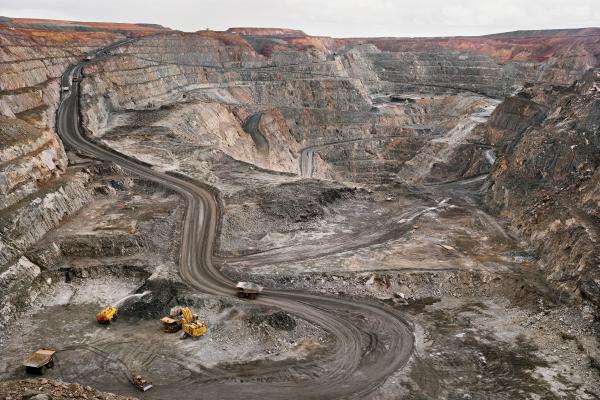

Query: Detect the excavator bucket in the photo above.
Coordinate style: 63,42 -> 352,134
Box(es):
160,316 -> 182,333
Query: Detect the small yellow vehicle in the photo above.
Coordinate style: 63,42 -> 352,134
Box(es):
23,349 -> 56,374
96,306 -> 118,324
132,375 -> 153,392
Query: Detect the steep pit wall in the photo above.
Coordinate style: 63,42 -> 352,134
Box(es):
364,50 -> 536,98
0,115 -> 92,274
76,29 -> 600,305
80,32 -> 372,177
340,29 -> 600,88
0,27 -> 125,265
0,26 -> 122,124
0,23 -> 167,327
0,172 -> 91,328
487,69 -> 600,304
81,32 -> 512,184
81,28 -> 598,187
277,94 -> 497,182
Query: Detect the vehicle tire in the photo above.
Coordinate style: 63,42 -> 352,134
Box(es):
47,360 -> 54,369
41,365 -> 47,375
249,293 -> 257,300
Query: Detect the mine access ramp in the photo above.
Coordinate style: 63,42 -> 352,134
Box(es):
23,349 -> 56,374
236,282 -> 263,299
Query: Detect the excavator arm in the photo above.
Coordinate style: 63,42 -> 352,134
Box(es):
180,307 -> 195,323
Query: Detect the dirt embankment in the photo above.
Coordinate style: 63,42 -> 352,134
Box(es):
0,378 -> 137,400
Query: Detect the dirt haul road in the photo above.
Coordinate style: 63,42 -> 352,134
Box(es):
56,39 -> 414,399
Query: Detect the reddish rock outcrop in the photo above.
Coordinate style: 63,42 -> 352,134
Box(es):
9,17 -> 170,34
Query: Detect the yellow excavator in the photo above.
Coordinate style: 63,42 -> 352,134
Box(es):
160,307 -> 207,338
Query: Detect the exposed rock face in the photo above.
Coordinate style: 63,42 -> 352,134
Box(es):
80,31 -> 373,177
342,29 -> 600,85
78,28 -> 600,185
0,25 -> 123,121
0,117 -> 67,204
354,49 -> 537,97
2,19 -> 600,399
487,69 -> 600,303
0,20 -> 164,327
0,256 -> 41,326
80,31 -> 536,184
0,171 -> 91,266
0,24 -> 124,251
73,28 -> 600,304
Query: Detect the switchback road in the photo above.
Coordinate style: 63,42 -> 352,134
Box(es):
56,39 -> 414,399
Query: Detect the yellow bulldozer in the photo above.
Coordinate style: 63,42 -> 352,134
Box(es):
160,307 -> 207,338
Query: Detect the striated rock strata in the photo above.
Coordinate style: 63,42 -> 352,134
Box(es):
488,69 -> 600,303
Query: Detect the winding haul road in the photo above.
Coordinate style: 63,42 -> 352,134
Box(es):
56,39 -> 414,399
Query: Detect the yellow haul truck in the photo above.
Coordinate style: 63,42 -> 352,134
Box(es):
96,306 -> 118,324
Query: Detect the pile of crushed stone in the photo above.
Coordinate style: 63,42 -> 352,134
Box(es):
0,378 -> 137,400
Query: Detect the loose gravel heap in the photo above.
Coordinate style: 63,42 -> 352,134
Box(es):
0,379 -> 137,400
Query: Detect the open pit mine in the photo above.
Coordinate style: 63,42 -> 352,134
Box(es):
0,16 -> 599,400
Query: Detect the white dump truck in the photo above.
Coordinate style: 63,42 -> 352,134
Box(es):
236,282 -> 263,300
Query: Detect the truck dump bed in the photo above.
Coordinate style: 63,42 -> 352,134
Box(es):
160,316 -> 182,333
23,349 -> 55,368
236,282 -> 263,293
